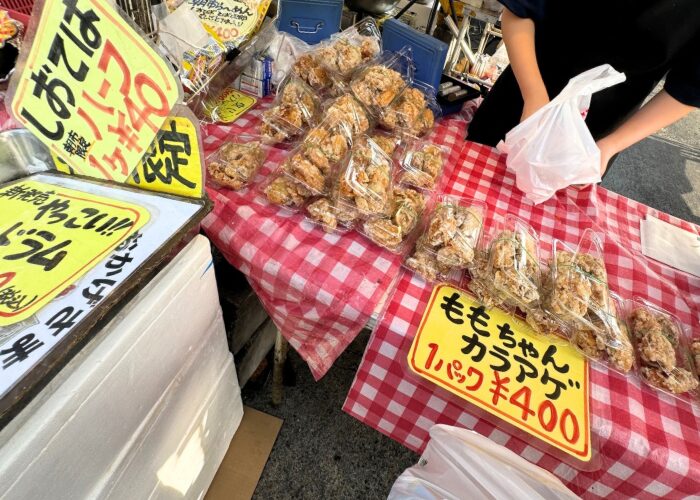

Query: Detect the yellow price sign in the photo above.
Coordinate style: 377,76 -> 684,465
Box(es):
187,0 -> 270,44
0,179 -> 150,326
8,0 -> 181,183
205,88 -> 257,124
408,285 -> 591,461
55,114 -> 204,199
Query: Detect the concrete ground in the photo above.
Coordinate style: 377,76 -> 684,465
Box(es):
238,110 -> 699,499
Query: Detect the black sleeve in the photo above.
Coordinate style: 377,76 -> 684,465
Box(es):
498,0 -> 546,22
664,35 -> 700,107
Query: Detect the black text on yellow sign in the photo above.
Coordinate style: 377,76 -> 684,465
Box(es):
408,285 -> 591,461
9,0 -> 181,183
54,116 -> 204,199
0,180 -> 149,326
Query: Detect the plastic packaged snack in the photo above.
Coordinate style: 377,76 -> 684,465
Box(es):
337,136 -> 394,217
291,52 -> 332,91
350,49 -> 413,116
360,186 -> 426,253
379,81 -> 440,137
409,197 -> 485,278
304,196 -> 353,233
303,117 -> 354,171
318,18 -> 382,79
261,170 -> 313,209
629,300 -> 699,396
370,131 -> 402,158
260,76 -> 319,143
325,94 -> 372,138
486,216 -> 541,308
466,251 -> 505,309
567,293 -> 635,373
691,338 -> 700,375
206,135 -> 268,190
398,140 -> 446,190
544,231 -> 611,330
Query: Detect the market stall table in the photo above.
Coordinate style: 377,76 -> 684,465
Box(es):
343,142 -> 700,499
201,99 -> 470,380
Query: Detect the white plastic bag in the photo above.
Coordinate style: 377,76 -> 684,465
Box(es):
497,65 -> 626,205
388,425 -> 580,500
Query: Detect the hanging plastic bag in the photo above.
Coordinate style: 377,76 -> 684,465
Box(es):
497,65 -> 626,205
388,425 -> 580,500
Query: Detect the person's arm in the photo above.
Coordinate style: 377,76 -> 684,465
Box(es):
596,91 -> 695,175
501,8 -> 549,121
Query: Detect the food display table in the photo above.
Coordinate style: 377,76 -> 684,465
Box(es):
343,142 -> 700,499
201,99 -> 470,380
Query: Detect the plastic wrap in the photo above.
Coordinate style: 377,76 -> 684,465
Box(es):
260,170 -> 313,209
568,293 -> 636,374
359,186 -> 426,253
206,134 -> 268,191
337,136 -> 394,217
260,75 -> 319,143
485,215 -> 541,309
398,140 -> 446,191
369,131 -> 402,159
378,81 -> 440,137
349,49 -> 413,117
629,299 -> 699,398
405,197 -> 485,281
290,51 -> 333,92
325,94 -> 372,138
302,117 -> 354,173
317,18 -> 382,79
304,195 -> 352,233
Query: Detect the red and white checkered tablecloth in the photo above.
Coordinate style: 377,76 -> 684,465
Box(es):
343,142 -> 700,498
201,99 -> 469,380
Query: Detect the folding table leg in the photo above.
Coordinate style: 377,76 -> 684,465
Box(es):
272,329 -> 288,405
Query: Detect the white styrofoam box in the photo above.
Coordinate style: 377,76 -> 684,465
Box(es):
0,235 -> 242,500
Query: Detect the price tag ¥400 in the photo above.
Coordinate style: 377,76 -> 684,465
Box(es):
408,285 -> 591,462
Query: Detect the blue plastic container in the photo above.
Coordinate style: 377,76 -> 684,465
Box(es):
382,18 -> 448,91
277,0 -> 343,45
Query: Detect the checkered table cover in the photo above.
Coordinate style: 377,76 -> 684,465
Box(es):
343,142 -> 700,498
201,99 -> 469,380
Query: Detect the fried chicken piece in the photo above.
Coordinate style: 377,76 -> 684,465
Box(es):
261,103 -> 307,142
637,327 -> 676,371
641,366 -> 699,394
628,308 -> 656,339
402,144 -> 444,189
574,253 -> 609,309
280,79 -> 316,115
489,229 -> 540,305
359,36 -> 380,60
527,307 -> 566,339
370,134 -> 399,157
380,87 -> 433,135
305,123 -> 351,168
548,251 -> 592,320
327,94 -> 370,136
306,197 -> 337,231
287,154 -> 326,193
405,249 -> 450,281
292,54 -> 331,90
691,339 -> 700,374
320,39 -> 363,75
392,187 -> 424,234
606,318 -> 635,373
363,218 -> 403,249
207,142 -> 265,190
264,176 -> 311,207
341,140 -> 392,215
571,327 -> 604,360
351,65 -> 405,109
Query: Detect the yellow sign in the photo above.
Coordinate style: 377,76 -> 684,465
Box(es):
9,0 -> 181,183
187,0 -> 265,44
55,116 -> 204,198
408,285 -> 591,461
206,88 -> 257,123
0,180 -> 150,325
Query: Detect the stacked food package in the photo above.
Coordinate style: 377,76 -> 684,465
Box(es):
203,18 -> 700,407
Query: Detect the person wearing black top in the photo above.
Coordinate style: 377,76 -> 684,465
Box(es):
467,0 -> 699,174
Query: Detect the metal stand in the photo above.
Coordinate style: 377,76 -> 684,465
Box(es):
271,329 -> 288,406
